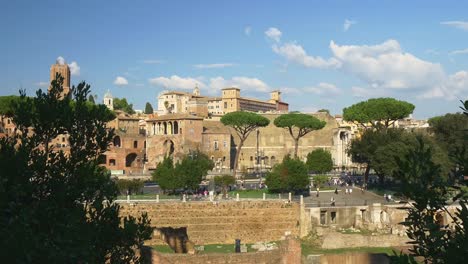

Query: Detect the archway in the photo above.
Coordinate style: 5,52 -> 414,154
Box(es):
125,153 -> 138,167
174,121 -> 179,134
163,139 -> 175,157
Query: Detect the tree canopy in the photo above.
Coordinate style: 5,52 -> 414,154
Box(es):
144,102 -> 154,114
221,111 -> 270,178
114,97 -> 135,114
0,76 -> 152,263
265,155 -> 309,193
152,152 -> 214,193
306,149 -> 333,174
343,98 -> 415,129
0,95 -> 20,114
274,113 -> 326,157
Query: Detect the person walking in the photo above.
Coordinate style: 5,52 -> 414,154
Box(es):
331,196 -> 336,206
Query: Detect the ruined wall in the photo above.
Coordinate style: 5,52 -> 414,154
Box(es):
120,201 -> 301,245
145,238 -> 301,264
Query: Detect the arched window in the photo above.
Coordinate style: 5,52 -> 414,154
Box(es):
163,122 -> 167,134
174,121 -> 179,134
264,156 -> 269,165
113,136 -> 121,147
133,140 -> 138,148
271,156 -> 276,165
109,159 -> 116,166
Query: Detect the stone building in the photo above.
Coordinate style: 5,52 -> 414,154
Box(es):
102,112 -> 147,175
49,57 -> 71,99
156,86 -> 289,117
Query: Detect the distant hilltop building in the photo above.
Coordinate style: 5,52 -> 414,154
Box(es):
157,86 -> 289,118
49,57 -> 71,99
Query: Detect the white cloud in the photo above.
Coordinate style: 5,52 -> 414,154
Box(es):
149,75 -> 205,90
304,82 -> 341,95
193,63 -> 235,69
209,76 -> 269,92
441,21 -> 468,31
329,39 -> 446,90
272,42 -> 341,69
56,56 -> 66,65
142,59 -> 164,64
343,19 -> 356,32
351,86 -> 388,98
279,82 -> 340,96
450,48 -> 468,55
244,26 -> 252,36
68,61 -> 80,76
114,76 -> 129,86
421,71 -> 468,99
265,27 -> 282,42
35,81 -> 48,87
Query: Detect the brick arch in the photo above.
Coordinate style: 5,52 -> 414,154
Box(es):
125,153 -> 138,167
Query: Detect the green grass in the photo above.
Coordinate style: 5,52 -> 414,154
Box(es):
228,189 -> 277,199
301,244 -> 397,256
152,245 -> 174,253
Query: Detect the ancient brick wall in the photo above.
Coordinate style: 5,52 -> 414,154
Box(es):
120,201 -> 301,245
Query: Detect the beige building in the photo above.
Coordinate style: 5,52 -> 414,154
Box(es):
156,86 -> 289,118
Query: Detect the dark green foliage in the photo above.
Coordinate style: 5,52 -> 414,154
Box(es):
265,155 -> 309,193
0,95 -> 20,114
116,179 -> 144,195
274,113 -> 326,157
429,112 -> 468,176
214,175 -> 236,197
88,94 -> 95,104
114,97 -> 136,114
343,98 -> 415,129
394,137 -> 468,263
349,129 -> 450,183
0,75 -> 152,263
221,111 -> 270,178
306,149 -> 333,173
152,152 -> 214,193
144,102 -> 154,114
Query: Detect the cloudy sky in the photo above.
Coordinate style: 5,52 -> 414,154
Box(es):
1,0 -> 468,118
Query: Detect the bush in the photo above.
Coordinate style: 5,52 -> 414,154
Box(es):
116,179 -> 144,195
265,155 -> 309,193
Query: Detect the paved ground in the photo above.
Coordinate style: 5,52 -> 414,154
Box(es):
303,187 -> 389,207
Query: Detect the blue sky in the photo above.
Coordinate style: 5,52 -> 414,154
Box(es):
1,0 -> 468,118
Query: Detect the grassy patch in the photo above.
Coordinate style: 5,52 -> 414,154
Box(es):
152,245 -> 174,253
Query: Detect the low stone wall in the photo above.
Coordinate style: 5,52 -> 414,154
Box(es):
305,253 -> 390,264
319,229 -> 409,249
146,238 -> 301,264
119,200 -> 301,245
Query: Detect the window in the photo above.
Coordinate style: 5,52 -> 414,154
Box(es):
330,212 -> 337,224
144,140 -> 146,148
320,211 -> 326,225
133,141 -> 138,148
223,141 -> 227,147
109,159 -> 116,166
214,141 -> 219,150
224,102 -> 227,108
62,137 -> 65,142
7,119 -> 10,124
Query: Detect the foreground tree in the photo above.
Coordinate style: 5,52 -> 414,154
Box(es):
221,111 -> 269,178
274,113 -> 326,158
393,138 -> 468,263
343,97 -> 415,129
145,102 -> 154,114
306,148 -> 333,174
265,155 -> 309,193
88,94 -> 95,104
0,76 -> 152,263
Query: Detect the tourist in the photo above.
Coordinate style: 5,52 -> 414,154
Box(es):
316,187 -> 320,197
349,188 -> 353,194
334,188 -> 338,195
345,188 -> 349,195
331,197 -> 335,206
